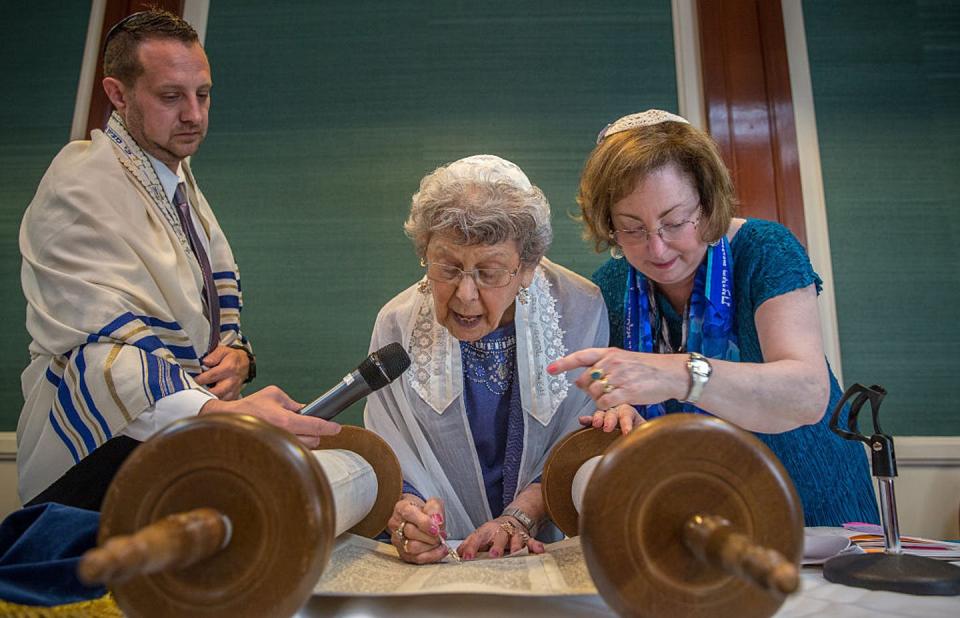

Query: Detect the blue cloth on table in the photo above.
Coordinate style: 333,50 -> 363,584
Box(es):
592,218 -> 879,527
0,502 -> 102,606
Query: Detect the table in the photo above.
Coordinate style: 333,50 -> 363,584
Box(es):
296,569 -> 960,617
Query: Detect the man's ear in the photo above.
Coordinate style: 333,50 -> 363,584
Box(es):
102,77 -> 127,112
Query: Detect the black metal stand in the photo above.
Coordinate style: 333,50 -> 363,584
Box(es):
824,383 -> 960,596
824,553 -> 960,596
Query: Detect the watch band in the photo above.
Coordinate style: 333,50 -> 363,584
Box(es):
501,506 -> 538,535
683,352 -> 712,404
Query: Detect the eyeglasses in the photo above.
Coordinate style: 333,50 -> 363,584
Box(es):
423,261 -> 520,289
610,207 -> 702,247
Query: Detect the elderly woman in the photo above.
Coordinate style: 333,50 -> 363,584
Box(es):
364,155 -> 608,563
547,110 -> 878,526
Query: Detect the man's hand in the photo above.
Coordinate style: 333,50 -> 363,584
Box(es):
200,385 -> 340,448
197,345 -> 250,400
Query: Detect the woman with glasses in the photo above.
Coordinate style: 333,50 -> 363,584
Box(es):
547,110 -> 877,526
364,155 -> 608,563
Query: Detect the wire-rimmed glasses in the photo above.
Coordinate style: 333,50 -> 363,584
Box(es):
610,207 -> 702,247
423,262 -> 521,288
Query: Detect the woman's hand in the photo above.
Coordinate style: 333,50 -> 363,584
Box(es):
387,495 -> 449,564
457,516 -> 545,560
549,347 -> 687,410
579,404 -> 646,435
550,285 -> 832,434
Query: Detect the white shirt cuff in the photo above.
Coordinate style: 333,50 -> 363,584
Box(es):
121,389 -> 215,441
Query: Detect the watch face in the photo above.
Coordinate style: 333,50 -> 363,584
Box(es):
690,357 -> 711,378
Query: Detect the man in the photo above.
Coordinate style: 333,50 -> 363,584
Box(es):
17,10 -> 338,507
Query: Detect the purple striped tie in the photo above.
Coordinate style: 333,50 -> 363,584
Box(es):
173,182 -> 220,355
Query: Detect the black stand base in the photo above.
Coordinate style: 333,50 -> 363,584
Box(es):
824,552 -> 960,596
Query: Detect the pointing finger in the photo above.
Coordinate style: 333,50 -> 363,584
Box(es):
546,348 -> 607,375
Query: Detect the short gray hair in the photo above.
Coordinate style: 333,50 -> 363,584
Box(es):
404,159 -> 553,265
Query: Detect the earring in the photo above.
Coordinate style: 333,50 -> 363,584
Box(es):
610,245 -> 624,259
708,238 -> 720,247
517,285 -> 530,305
418,279 -> 431,294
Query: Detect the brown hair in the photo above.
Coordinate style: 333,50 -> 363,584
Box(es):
577,121 -> 736,252
103,9 -> 199,86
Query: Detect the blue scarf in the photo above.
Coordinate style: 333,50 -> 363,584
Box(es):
623,238 -> 740,418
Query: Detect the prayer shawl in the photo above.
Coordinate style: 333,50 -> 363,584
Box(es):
17,114 -> 251,503
624,238 -> 739,418
364,259 -> 608,539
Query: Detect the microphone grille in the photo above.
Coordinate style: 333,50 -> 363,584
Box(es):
358,342 -> 411,390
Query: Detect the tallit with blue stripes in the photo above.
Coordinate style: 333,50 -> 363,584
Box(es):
17,113 -> 251,503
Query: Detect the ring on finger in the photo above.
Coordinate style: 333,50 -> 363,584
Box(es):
598,376 -> 615,394
402,538 -> 410,553
395,520 -> 407,542
589,367 -> 605,381
499,521 -> 516,536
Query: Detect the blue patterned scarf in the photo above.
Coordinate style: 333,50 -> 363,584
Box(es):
623,238 -> 740,418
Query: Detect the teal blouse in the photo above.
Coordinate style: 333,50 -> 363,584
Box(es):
592,218 -> 879,527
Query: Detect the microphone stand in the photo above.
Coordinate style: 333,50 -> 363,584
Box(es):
824,383 -> 960,596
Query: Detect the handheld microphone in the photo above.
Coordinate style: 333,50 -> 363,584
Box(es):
299,342 -> 411,420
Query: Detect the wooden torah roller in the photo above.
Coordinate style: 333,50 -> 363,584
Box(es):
77,413 -> 402,618
542,414 -> 804,618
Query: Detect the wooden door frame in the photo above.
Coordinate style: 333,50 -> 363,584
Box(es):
671,0 -> 843,381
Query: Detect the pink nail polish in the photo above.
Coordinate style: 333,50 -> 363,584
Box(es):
432,513 -> 443,525
490,548 -> 501,558
546,363 -> 557,374
430,525 -> 439,536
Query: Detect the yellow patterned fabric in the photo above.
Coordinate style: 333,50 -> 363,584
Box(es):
0,593 -> 120,617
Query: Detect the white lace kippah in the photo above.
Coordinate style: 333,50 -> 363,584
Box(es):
445,154 -> 533,191
595,109 -> 690,144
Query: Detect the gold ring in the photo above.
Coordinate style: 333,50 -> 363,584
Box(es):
589,368 -> 605,381
602,380 -> 615,394
499,521 -> 517,536
402,538 -> 410,553
395,520 -> 407,542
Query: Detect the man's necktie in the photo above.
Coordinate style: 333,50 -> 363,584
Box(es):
173,182 -> 220,355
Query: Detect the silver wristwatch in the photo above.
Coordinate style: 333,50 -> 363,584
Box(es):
501,506 -> 538,535
683,352 -> 712,404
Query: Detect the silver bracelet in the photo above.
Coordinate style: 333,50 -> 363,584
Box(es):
501,506 -> 539,536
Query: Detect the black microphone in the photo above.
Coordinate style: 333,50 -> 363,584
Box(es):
299,342 -> 411,420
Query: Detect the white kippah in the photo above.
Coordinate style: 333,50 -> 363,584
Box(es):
444,154 -> 533,191
595,109 -> 690,144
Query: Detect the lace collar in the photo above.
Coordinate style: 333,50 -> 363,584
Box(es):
407,266 -> 569,426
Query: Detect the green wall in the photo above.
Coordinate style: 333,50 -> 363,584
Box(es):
11,3 -> 953,437
804,0 -> 960,435
196,1 -> 678,426
0,3 -> 89,432
0,2 -> 677,430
